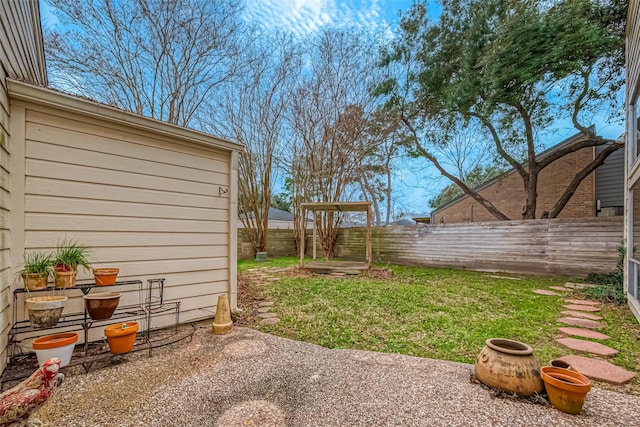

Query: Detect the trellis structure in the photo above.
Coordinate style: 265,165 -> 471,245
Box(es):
299,201 -> 372,274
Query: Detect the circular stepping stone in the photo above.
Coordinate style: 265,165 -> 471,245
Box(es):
560,310 -> 603,321
257,307 -> 272,313
555,337 -> 618,356
260,317 -> 280,326
258,312 -> 277,319
533,289 -> 559,296
258,301 -> 274,307
558,327 -> 610,340
558,355 -> 635,384
563,304 -> 600,312
565,299 -> 600,306
558,317 -> 604,329
549,286 -> 572,292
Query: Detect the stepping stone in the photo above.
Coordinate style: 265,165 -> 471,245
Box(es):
267,277 -> 281,282
258,312 -> 277,319
260,317 -> 280,326
257,307 -> 272,313
549,286 -> 572,292
533,289 -> 559,296
558,327 -> 610,340
558,355 -> 635,384
563,304 -> 600,312
565,299 -> 600,306
555,337 -> 618,356
258,301 -> 274,307
490,275 -> 521,280
564,282 -> 599,289
561,310 -> 603,321
558,317 -> 605,329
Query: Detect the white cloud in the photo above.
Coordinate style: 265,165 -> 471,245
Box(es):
243,0 -> 399,37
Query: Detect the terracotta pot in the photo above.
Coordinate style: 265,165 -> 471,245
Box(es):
32,332 -> 78,367
25,296 -> 68,329
549,359 -> 576,371
22,272 -> 49,291
83,292 -> 121,320
474,338 -> 544,397
104,322 -> 138,354
541,366 -> 591,414
55,270 -> 77,288
93,268 -> 119,286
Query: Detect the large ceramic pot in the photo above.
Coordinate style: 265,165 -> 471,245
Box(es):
540,366 -> 591,414
474,338 -> 544,397
104,322 -> 138,355
25,296 -> 68,329
83,292 -> 121,320
32,332 -> 78,367
93,268 -> 119,286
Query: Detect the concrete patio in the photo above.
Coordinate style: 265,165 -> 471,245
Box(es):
33,324 -> 640,426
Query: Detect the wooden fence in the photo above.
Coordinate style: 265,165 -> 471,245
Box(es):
237,217 -> 624,276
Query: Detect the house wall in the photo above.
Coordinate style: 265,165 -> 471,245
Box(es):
8,81 -> 241,348
624,0 -> 640,322
433,147 -> 595,223
0,0 -> 47,372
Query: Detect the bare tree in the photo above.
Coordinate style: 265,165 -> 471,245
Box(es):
289,29 -> 384,258
210,33 -> 301,254
45,0 -> 245,127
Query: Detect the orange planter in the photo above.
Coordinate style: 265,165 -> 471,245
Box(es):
93,268 -> 119,286
32,332 -> 78,367
541,366 -> 591,414
104,322 -> 138,355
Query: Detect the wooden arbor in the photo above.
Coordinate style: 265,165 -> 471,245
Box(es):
299,201 -> 372,274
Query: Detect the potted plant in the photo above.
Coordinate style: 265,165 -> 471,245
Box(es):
53,240 -> 92,288
19,251 -> 54,291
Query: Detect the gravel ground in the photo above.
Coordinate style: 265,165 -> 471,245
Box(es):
33,324 -> 640,427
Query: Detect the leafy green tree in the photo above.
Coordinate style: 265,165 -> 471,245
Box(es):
271,191 -> 292,212
379,0 -> 625,220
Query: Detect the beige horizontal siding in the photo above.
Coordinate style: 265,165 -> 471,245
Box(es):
8,98 -> 234,340
0,16 -> 11,373
0,0 -> 47,84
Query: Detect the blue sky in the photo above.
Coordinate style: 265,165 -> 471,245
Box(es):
39,0 -> 625,219
242,0 -> 415,36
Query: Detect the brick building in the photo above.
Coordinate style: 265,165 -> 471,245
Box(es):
431,131 -> 624,223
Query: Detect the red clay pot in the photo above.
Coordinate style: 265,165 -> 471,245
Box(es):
93,268 -> 119,286
541,366 -> 591,415
104,322 -> 138,355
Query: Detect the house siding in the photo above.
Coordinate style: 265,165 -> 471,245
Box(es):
0,0 -> 47,372
433,146 -> 596,223
625,0 -> 640,322
7,82 -> 240,347
595,144 -> 624,210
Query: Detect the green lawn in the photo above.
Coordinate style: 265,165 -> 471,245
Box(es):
238,257 -> 640,390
